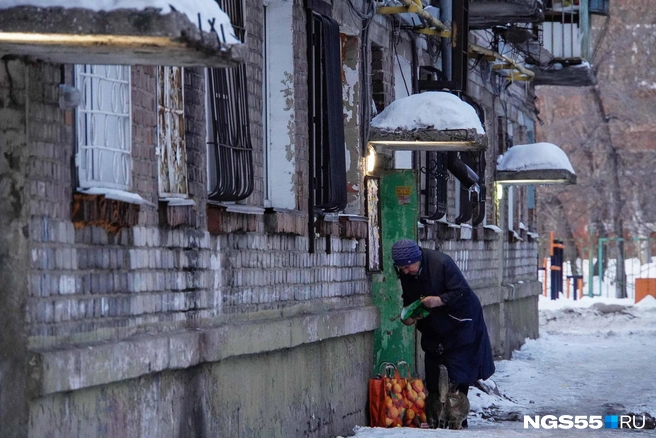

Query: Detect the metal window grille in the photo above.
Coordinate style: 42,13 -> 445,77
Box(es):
75,65 -> 131,190
542,1 -> 581,59
207,0 -> 254,202
157,66 -> 188,197
307,10 -> 347,213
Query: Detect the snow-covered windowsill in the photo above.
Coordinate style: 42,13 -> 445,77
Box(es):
160,197 -> 195,207
78,187 -> 156,207
207,201 -> 265,215
483,224 -> 502,241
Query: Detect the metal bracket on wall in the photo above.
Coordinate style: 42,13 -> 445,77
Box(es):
468,43 -> 535,82
376,0 -> 451,38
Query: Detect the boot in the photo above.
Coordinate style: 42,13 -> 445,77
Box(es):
425,391 -> 441,428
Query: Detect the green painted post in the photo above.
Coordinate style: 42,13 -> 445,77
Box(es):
371,170 -> 418,374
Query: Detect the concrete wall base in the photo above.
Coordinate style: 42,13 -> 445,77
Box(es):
29,332 -> 374,438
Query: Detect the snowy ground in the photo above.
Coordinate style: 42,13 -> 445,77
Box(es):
342,295 -> 656,437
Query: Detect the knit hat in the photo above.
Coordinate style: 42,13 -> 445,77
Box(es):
391,239 -> 422,266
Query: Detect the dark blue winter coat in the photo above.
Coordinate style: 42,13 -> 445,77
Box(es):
400,248 -> 495,388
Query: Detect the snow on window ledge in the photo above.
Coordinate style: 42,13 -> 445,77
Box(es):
509,229 -> 524,242
459,225 -> 472,240
207,201 -> 265,215
160,197 -> 196,207
78,188 -> 156,208
483,224 -> 502,241
484,224 -> 502,233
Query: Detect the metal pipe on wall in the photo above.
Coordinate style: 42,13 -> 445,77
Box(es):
440,0 -> 452,81
397,0 -> 450,33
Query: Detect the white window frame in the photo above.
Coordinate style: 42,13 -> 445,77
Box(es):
157,66 -> 189,199
507,185 -> 515,231
75,65 -> 132,191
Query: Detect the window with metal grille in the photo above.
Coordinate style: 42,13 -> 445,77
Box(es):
207,0 -> 253,202
75,65 -> 131,190
307,9 -> 347,213
157,66 -> 188,198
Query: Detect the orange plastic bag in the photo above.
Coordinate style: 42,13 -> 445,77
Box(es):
369,362 -> 428,428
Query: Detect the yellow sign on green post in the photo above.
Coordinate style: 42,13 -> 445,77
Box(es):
371,170 -> 418,374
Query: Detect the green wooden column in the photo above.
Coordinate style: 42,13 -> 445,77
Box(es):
371,170 -> 418,373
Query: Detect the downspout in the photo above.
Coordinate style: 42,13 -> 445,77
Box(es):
458,95 -> 486,225
580,0 -> 589,60
440,0 -> 452,81
398,0 -> 450,34
472,150 -> 486,226
447,152 -> 480,224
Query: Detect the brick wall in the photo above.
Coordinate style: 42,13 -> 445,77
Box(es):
246,0 -> 265,207
503,240 -> 539,283
183,67 -> 208,226
371,44 -> 394,114
441,239 -> 501,288
1,57 -> 31,437
131,66 -> 159,226
27,63 -> 71,221
24,25 -> 372,351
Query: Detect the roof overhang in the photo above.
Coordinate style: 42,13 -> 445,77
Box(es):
496,169 -> 577,185
0,6 -> 246,68
369,127 -> 487,154
529,60 -> 598,87
496,142 -> 577,185
469,0 -> 544,29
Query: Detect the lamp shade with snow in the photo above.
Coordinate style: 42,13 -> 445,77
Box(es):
0,0 -> 245,67
496,142 -> 577,185
368,91 -> 487,153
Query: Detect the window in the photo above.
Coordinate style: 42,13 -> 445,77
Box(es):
157,66 -> 188,198
206,0 -> 254,202
75,65 -> 131,190
307,9 -> 347,213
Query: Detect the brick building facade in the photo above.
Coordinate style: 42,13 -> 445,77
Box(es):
0,1 -> 545,436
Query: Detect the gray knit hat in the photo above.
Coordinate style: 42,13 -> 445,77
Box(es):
391,239 -> 422,266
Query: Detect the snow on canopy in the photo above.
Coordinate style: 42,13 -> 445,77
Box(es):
497,142 -> 575,173
370,91 -> 485,135
2,0 -> 240,44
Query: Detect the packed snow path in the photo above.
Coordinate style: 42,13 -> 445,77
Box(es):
345,297 -> 656,437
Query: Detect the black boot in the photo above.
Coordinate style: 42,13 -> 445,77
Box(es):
425,391 -> 440,428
